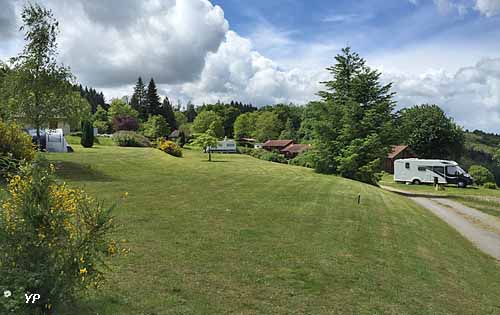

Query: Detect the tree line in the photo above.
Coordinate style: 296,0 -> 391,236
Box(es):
0,2 -> 468,185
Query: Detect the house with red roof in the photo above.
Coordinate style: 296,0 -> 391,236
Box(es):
281,143 -> 312,159
384,145 -> 417,173
262,140 -> 294,152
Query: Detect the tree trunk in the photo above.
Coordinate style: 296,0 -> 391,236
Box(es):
208,148 -> 212,162
36,125 -> 42,151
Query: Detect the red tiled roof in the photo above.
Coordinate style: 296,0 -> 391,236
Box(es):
263,140 -> 294,147
388,145 -> 409,159
281,143 -> 312,153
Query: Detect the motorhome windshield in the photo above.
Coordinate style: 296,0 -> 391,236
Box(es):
457,166 -> 466,174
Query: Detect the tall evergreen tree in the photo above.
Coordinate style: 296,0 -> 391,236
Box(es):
185,102 -> 197,123
130,77 -> 147,119
146,78 -> 161,117
160,96 -> 177,130
311,47 -> 395,184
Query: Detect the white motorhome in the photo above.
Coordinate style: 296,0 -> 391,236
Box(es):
394,159 -> 473,188
208,138 -> 237,153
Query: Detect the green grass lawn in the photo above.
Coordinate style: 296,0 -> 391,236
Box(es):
30,145 -> 500,314
66,135 -> 115,147
380,174 -> 500,217
380,174 -> 500,197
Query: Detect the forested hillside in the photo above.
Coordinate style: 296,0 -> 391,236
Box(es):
461,130 -> 500,184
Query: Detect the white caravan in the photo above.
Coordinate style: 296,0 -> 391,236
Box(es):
394,159 -> 473,188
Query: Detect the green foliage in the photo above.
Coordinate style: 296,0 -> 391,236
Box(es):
289,150 -> 318,168
0,157 -> 123,314
145,78 -> 161,120
397,104 -> 465,160
6,4 -> 87,137
160,97 -> 177,130
92,105 -> 110,134
234,112 -> 257,139
112,131 -> 151,147
192,129 -> 218,161
142,115 -> 170,140
279,118 -> 298,141
130,77 -> 147,119
0,120 -> 35,162
192,111 -> 224,137
309,47 -> 395,184
483,182 -> 497,189
108,99 -> 139,120
258,150 -> 287,164
468,165 -> 495,186
158,139 -> 183,157
239,147 -> 287,164
80,120 -> 94,148
254,111 -> 282,142
174,111 -> 187,128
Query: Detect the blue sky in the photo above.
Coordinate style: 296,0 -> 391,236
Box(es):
2,0 -> 500,131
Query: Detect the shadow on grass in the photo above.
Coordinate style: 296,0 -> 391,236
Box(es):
54,161 -> 113,182
201,160 -> 232,163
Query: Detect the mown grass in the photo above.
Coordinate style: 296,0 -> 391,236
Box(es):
380,173 -> 500,197
380,174 -> 500,217
30,145 -> 500,314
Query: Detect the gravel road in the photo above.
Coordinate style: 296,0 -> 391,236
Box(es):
411,197 -> 500,260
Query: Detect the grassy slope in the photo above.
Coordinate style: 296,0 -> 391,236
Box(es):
39,145 -> 500,314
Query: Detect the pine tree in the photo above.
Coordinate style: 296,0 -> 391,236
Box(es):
130,77 -> 147,120
160,96 -> 177,130
185,102 -> 197,123
146,78 -> 161,117
312,47 -> 395,184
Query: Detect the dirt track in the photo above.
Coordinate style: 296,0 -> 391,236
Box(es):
411,197 -> 500,260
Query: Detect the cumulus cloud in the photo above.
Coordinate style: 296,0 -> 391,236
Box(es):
178,31 -> 322,105
0,0 -> 17,40
19,0 -> 230,87
428,0 -> 500,16
385,58 -> 500,131
475,0 -> 500,16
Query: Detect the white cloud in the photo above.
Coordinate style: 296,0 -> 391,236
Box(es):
428,0 -> 500,16
385,58 -> 500,131
178,31 -> 322,106
475,0 -> 500,16
24,0 -> 230,87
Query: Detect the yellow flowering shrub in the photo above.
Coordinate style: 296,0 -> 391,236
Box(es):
158,139 -> 183,157
0,156 -> 125,314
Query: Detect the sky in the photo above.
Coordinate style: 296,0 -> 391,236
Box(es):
1,0 -> 500,132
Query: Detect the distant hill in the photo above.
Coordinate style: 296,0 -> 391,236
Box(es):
460,130 -> 500,184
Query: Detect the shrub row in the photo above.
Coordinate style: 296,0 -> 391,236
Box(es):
112,131 -> 151,147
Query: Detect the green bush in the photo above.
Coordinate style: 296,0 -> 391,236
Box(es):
483,182 -> 497,189
112,131 -> 151,147
259,151 -> 287,164
142,115 -> 170,140
80,120 -> 94,148
468,165 -> 495,186
0,157 -> 125,314
289,150 -> 318,169
0,121 -> 35,179
158,139 -> 183,157
93,120 -> 110,134
239,147 -> 287,164
0,121 -> 35,161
